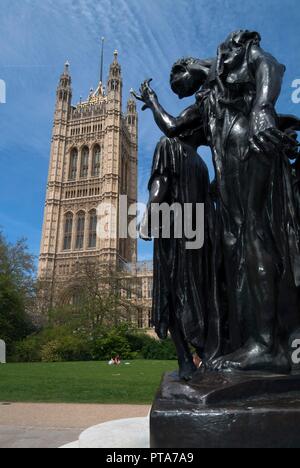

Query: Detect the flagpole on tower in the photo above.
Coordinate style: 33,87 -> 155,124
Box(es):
100,37 -> 105,84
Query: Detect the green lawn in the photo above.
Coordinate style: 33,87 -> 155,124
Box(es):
0,361 -> 177,404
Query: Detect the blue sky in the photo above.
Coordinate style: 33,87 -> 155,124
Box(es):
0,0 -> 299,263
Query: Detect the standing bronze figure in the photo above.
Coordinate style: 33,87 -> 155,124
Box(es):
202,31 -> 300,372
133,61 -> 213,380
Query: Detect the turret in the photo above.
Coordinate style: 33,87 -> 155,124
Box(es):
39,62 -> 72,283
126,98 -> 138,141
107,50 -> 122,108
52,62 -> 72,159
55,62 -> 72,116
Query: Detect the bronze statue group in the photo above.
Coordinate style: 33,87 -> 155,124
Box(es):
133,30 -> 300,380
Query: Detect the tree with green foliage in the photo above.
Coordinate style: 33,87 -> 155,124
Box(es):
46,261 -> 142,334
2,242 -> 177,363
0,232 -> 35,348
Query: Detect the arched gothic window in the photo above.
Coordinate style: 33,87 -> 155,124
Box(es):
63,213 -> 73,250
75,211 -> 85,250
92,145 -> 101,177
80,147 -> 89,178
88,210 -> 97,248
110,79 -> 119,91
69,148 -> 78,180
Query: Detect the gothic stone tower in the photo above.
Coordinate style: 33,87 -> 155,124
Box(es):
38,51 -> 138,291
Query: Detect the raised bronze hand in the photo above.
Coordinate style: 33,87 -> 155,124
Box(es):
131,79 -> 157,111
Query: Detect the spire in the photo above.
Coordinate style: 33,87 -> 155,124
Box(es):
100,37 -> 105,84
56,61 -> 72,110
58,61 -> 71,90
108,49 -> 121,78
126,96 -> 137,131
58,61 -> 72,89
107,50 -> 122,98
88,87 -> 94,100
127,97 -> 137,112
64,61 -> 70,76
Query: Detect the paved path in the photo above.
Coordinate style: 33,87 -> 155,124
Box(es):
0,403 -> 150,448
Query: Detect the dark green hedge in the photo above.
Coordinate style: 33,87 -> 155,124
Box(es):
10,326 -> 177,363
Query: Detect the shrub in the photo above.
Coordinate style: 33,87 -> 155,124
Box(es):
57,335 -> 92,362
11,327 -> 92,363
140,337 -> 177,360
126,332 -> 153,354
92,330 -> 132,360
11,326 -> 177,363
11,336 -> 42,362
127,332 -> 177,360
40,336 -> 92,363
41,341 -> 63,363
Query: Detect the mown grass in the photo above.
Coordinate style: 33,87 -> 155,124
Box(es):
0,360 -> 177,404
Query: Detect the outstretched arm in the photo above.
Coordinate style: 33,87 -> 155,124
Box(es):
150,100 -> 200,138
132,80 -> 200,138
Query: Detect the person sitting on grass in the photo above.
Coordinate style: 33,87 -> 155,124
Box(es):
114,355 -> 121,366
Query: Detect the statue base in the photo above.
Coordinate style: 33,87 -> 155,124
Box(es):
150,371 -> 300,448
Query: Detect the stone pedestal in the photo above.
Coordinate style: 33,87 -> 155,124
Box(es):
150,371 -> 300,448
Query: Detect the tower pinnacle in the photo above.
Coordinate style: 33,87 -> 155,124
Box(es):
57,61 -> 72,106
64,61 -> 70,75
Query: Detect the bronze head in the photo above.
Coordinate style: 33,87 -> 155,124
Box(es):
170,57 -> 211,99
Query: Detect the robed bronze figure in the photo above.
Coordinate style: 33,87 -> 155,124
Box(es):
134,30 -> 300,379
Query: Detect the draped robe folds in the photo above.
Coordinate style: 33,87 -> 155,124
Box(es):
149,136 -> 213,350
203,31 -> 300,360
